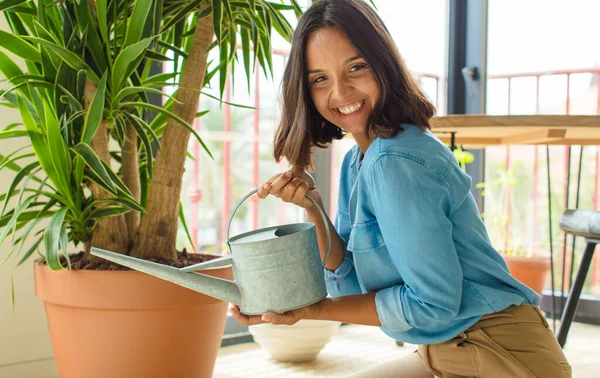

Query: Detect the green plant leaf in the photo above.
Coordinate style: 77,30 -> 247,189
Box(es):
89,206 -> 131,219
44,101 -> 73,202
44,207 -> 68,270
0,196 -> 35,252
124,113 -> 156,178
81,73 -> 107,144
179,202 -> 195,252
112,37 -> 153,91
16,235 -> 42,267
240,25 -> 252,90
0,161 -> 39,218
0,50 -> 27,87
0,29 -> 40,61
142,72 -> 179,86
24,36 -> 100,83
0,0 -> 28,12
121,101 -> 213,160
72,143 -> 116,193
289,0 -> 302,17
17,95 -> 62,191
113,86 -> 179,107
201,91 -> 255,109
0,130 -> 28,139
95,0 -> 109,46
124,0 -> 153,48
213,0 -> 223,42
93,196 -> 145,213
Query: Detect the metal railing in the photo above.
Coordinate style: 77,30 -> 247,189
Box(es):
488,68 -> 600,295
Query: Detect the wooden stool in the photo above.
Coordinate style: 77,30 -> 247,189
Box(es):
556,209 -> 600,347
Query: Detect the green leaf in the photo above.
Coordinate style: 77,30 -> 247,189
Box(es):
162,1 -> 203,33
94,196 -> 145,213
44,207 -> 68,270
24,36 -> 100,83
112,37 -> 153,91
72,143 -> 116,193
81,73 -> 107,144
124,0 -> 153,48
113,86 -> 179,107
240,26 -> 252,90
95,0 -> 109,46
0,161 -> 39,218
201,91 -> 255,109
59,227 -> 69,269
89,206 -> 130,219
289,0 -> 302,17
222,0 -> 233,20
0,30 -> 40,61
16,235 -> 42,267
0,130 -> 28,139
213,0 -> 223,42
179,202 -> 195,251
44,101 -> 73,201
142,72 -> 179,86
17,95 -> 62,190
0,50 -> 26,86
0,196 -> 35,251
124,113 -> 157,178
121,102 -> 213,159
156,40 -> 189,59
0,0 -> 27,12
144,50 -> 173,62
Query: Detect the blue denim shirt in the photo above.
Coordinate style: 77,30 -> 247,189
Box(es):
324,123 -> 540,345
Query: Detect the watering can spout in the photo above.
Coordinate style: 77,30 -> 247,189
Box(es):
90,247 -> 241,305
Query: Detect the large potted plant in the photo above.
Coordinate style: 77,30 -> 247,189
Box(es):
0,0 -> 297,377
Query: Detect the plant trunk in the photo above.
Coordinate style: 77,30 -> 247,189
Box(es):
122,122 -> 140,245
131,11 -> 214,259
84,79 -> 129,258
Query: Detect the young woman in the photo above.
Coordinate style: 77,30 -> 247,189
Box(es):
230,1 -> 570,376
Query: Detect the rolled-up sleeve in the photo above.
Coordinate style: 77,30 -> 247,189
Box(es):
370,154 -> 463,332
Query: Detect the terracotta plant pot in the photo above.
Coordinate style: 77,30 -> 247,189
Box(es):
34,260 -> 233,378
503,254 -> 551,296
249,319 -> 342,362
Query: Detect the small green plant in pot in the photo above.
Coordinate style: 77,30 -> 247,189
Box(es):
0,1 -> 299,377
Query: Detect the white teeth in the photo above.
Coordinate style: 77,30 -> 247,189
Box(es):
337,100 -> 365,115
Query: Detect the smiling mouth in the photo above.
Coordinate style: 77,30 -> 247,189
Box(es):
335,100 -> 365,115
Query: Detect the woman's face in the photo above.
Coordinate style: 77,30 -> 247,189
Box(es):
306,27 -> 380,148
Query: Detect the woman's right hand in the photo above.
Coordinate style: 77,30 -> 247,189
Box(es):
257,168 -> 323,212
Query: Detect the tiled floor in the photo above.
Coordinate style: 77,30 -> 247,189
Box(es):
214,322 -> 600,377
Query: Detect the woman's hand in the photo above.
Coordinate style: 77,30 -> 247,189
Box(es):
257,168 -> 323,212
229,301 -> 322,326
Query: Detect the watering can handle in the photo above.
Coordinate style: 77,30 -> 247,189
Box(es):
226,188 -> 332,268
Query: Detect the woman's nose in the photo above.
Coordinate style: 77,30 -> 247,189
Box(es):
331,78 -> 352,100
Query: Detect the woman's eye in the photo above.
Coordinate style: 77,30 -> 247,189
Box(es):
350,64 -> 367,73
312,76 -> 326,84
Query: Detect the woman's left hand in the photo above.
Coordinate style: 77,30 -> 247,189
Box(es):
229,301 -> 322,326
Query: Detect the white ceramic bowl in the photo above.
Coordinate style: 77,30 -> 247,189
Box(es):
249,319 -> 342,362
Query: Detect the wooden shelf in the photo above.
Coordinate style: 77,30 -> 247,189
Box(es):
430,115 -> 600,147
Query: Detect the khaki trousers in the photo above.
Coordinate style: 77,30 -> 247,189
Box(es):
418,304 -> 571,378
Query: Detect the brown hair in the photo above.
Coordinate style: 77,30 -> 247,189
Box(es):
273,0 -> 436,171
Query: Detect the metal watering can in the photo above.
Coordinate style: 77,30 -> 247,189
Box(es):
91,188 -> 331,315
